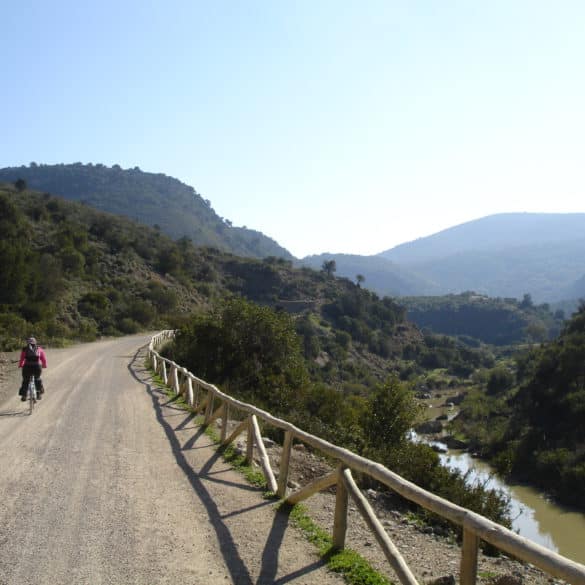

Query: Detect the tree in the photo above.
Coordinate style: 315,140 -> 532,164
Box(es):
363,376 -> 421,453
519,293 -> 533,309
0,194 -> 29,304
487,366 -> 514,395
356,274 -> 365,287
14,178 -> 27,192
322,259 -> 336,277
525,322 -> 547,343
172,297 -> 309,414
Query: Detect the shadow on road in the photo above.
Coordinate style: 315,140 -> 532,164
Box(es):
0,409 -> 28,417
127,346 -> 331,585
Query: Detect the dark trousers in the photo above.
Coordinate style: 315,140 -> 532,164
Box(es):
19,365 -> 44,396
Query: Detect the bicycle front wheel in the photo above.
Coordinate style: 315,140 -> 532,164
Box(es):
28,379 -> 35,415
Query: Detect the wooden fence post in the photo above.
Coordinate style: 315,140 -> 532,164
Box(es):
204,392 -> 214,425
172,365 -> 179,394
221,403 -> 230,443
246,416 -> 254,464
332,465 -> 349,550
277,431 -> 293,498
192,382 -> 200,409
250,415 -> 278,493
342,468 -> 419,585
460,528 -> 479,585
186,377 -> 194,406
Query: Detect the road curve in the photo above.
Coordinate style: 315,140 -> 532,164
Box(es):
0,335 -> 344,585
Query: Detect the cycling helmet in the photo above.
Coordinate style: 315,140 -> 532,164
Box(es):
27,337 -> 37,345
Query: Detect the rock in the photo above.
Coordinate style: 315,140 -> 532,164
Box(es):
366,488 -> 378,499
293,443 -> 306,451
427,575 -> 455,585
450,392 -> 466,405
262,437 -> 276,448
416,392 -> 432,399
287,480 -> 300,489
416,420 -> 443,434
443,436 -> 468,449
489,576 -> 523,585
430,443 -> 448,454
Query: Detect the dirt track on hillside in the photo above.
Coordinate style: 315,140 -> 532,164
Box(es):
0,336 -> 345,585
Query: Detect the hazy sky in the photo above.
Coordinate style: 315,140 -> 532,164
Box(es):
3,1 -> 584,258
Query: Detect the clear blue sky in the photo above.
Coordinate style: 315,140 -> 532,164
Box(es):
3,1 -> 584,258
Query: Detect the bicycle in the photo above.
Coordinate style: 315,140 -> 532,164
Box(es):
26,375 -> 37,415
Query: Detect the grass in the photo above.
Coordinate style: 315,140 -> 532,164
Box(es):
148,364 -> 395,585
285,503 -> 392,585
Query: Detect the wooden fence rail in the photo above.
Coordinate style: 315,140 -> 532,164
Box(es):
148,330 -> 585,585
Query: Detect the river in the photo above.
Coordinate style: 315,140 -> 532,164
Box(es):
439,449 -> 585,564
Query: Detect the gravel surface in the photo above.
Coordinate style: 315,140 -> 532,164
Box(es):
0,337 -> 344,585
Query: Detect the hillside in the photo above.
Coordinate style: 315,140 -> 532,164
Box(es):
299,253 -> 441,296
450,303 -> 585,511
402,292 -> 564,346
0,163 -> 293,260
0,183 -> 407,373
1,183 -> 501,397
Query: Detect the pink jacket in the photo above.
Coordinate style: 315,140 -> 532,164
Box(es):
19,346 -> 47,368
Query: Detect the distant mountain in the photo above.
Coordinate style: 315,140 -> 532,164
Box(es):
378,213 -> 585,303
299,253 -> 441,297
379,213 -> 585,264
0,163 -> 293,260
562,272 -> 585,301
301,214 -> 585,304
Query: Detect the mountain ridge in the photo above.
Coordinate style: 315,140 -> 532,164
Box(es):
0,163 -> 293,261
304,213 -> 585,303
378,212 -> 585,264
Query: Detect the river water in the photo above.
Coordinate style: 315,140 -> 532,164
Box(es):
439,449 -> 585,564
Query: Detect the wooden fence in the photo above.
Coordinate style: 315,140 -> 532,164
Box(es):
148,330 -> 585,585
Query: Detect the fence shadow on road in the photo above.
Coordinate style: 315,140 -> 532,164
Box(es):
127,345 -> 331,585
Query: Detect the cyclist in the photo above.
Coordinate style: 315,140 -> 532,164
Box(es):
18,337 -> 47,401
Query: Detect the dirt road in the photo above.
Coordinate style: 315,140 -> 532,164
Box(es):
0,336 -> 344,585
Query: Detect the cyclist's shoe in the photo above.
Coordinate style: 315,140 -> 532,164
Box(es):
21,396 -> 27,402
37,393 -> 42,400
